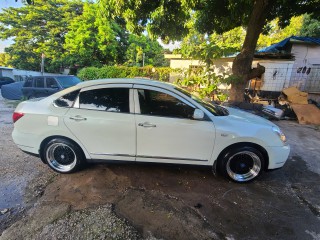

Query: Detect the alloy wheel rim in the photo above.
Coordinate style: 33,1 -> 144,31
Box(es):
46,143 -> 76,172
226,151 -> 261,182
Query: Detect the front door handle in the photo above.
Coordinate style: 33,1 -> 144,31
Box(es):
138,122 -> 156,128
70,115 -> 87,121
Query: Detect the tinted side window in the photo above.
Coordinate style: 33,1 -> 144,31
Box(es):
46,78 -> 59,88
54,90 -> 80,108
79,88 -> 129,113
138,89 -> 195,119
35,78 -> 44,88
24,79 -> 33,87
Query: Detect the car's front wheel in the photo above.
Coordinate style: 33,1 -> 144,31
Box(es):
43,138 -> 85,173
218,146 -> 264,183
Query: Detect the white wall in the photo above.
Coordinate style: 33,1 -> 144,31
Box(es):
0,69 -> 14,78
167,43 -> 320,94
168,57 -> 295,92
169,58 -> 233,83
290,43 -> 320,92
12,69 -> 59,81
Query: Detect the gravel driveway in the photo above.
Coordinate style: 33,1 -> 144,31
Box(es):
0,94 -> 319,240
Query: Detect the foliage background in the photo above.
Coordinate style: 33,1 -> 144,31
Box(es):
78,66 -> 172,82
0,1 -> 168,72
0,0 -> 319,101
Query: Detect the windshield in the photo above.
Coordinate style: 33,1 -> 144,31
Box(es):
174,87 -> 229,116
56,76 -> 81,88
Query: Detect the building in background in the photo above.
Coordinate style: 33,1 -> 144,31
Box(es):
165,36 -> 320,101
0,66 -> 58,82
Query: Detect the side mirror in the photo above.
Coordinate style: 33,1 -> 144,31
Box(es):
193,109 -> 204,120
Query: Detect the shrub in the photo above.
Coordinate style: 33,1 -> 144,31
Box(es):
77,66 -> 172,82
77,65 -> 225,101
77,67 -> 99,81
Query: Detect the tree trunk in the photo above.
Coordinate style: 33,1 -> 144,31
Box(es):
229,0 -> 270,102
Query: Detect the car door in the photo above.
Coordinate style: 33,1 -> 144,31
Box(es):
134,85 -> 216,164
34,77 -> 46,98
22,78 -> 33,98
63,84 -> 136,161
45,77 -> 61,96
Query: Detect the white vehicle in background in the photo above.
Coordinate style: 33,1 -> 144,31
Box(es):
12,78 -> 290,183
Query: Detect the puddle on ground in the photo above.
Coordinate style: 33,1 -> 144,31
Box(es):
0,176 -> 26,210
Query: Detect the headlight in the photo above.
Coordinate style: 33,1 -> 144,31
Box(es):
272,126 -> 287,143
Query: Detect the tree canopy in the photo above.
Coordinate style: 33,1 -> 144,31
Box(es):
0,0 -> 83,71
125,34 -> 168,67
0,53 -> 11,67
178,15 -> 310,60
63,2 -> 129,67
0,1 -> 167,72
103,0 -> 320,100
300,14 -> 320,37
4,0 -> 320,101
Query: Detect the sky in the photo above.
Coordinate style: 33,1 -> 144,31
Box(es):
0,0 -> 23,52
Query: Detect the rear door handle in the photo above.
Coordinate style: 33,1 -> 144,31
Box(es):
138,122 -> 156,128
70,115 -> 87,121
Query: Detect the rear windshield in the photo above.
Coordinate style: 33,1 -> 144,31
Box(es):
56,76 -> 81,88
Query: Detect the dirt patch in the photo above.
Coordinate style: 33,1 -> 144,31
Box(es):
22,158 -> 319,240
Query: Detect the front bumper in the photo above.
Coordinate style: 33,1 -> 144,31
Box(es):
266,144 -> 290,169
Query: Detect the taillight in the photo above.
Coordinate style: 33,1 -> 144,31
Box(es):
13,112 -> 24,123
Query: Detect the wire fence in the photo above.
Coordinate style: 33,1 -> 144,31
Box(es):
249,66 -> 320,93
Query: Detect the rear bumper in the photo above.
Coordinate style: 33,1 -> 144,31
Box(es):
12,129 -> 40,155
266,144 -> 290,169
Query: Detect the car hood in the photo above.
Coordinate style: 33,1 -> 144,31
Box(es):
224,107 -> 277,128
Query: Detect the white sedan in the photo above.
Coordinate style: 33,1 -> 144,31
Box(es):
12,78 -> 290,182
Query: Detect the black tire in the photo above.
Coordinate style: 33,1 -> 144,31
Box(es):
218,146 -> 265,183
42,138 -> 85,173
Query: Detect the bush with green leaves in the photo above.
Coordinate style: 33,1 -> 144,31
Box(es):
78,66 -> 172,82
175,67 -> 228,101
77,65 -> 227,101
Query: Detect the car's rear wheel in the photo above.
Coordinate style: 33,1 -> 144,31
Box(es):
43,138 -> 85,173
218,146 -> 264,183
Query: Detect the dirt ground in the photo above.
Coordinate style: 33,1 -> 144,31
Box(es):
0,94 -> 320,240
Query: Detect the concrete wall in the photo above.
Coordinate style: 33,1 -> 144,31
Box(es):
0,68 -> 14,78
12,69 -> 58,81
168,58 -> 295,92
1,66 -> 61,81
169,58 -> 233,83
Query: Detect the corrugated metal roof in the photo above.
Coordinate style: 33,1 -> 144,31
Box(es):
258,36 -> 320,53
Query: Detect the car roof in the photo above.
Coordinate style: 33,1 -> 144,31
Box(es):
45,78 -> 177,101
76,78 -> 176,90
